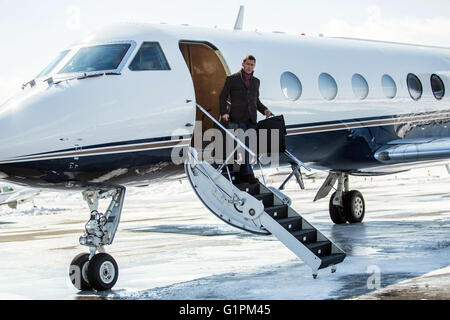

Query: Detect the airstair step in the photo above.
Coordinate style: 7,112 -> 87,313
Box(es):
234,182 -> 260,195
319,253 -> 346,269
265,204 -> 288,219
254,193 -> 274,207
277,216 -> 303,232
291,229 -> 317,244
306,241 -> 332,257
221,170 -> 239,182
186,146 -> 346,275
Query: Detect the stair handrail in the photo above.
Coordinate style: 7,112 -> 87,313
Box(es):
196,104 -> 312,187
195,103 -> 255,158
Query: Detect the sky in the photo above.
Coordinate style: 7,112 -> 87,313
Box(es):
1,0 -> 450,103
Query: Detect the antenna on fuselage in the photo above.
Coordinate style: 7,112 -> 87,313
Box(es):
234,5 -> 244,30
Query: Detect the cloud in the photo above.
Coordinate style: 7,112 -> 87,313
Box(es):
323,5 -> 450,47
66,5 -> 81,31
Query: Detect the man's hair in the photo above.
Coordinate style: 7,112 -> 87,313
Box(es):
243,55 -> 256,63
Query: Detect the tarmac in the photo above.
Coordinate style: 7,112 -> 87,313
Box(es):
0,165 -> 449,300
351,265 -> 450,300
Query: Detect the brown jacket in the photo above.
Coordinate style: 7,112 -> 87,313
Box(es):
219,69 -> 268,124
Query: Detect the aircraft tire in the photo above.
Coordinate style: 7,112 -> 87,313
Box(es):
87,253 -> 119,291
343,190 -> 365,223
69,253 -> 92,291
329,192 -> 347,224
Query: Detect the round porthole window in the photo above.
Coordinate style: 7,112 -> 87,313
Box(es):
381,74 -> 397,99
431,74 -> 445,100
407,73 -> 423,101
318,73 -> 337,100
280,72 -> 302,101
352,74 -> 369,100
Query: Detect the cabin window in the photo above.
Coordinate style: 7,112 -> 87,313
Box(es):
318,73 -> 338,100
280,72 -> 302,101
407,73 -> 423,101
381,74 -> 397,99
431,74 -> 445,100
58,43 -> 132,74
36,50 -> 70,78
352,74 -> 369,100
128,42 -> 170,71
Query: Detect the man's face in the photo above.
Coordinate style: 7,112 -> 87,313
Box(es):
242,59 -> 255,74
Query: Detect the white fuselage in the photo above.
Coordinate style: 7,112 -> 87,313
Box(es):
0,23 -> 449,189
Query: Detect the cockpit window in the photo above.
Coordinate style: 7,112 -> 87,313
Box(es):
2,186 -> 14,193
58,43 -> 131,74
36,50 -> 70,78
128,42 -> 170,71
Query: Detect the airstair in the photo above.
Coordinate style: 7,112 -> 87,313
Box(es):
185,105 -> 346,277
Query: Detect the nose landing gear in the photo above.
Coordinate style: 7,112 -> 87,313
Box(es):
69,187 -> 125,291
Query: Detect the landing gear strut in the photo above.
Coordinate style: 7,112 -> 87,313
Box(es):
328,173 -> 365,224
69,187 -> 125,291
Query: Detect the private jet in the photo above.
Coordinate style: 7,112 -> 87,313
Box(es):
0,8 -> 449,290
0,184 -> 39,209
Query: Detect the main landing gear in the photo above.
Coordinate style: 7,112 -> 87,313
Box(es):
69,187 -> 125,291
328,173 -> 365,224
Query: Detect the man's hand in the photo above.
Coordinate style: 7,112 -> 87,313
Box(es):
264,109 -> 273,118
221,114 -> 230,122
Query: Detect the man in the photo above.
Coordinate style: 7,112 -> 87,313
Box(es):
219,55 -> 272,184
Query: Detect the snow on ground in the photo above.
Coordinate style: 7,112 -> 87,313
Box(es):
0,165 -> 449,299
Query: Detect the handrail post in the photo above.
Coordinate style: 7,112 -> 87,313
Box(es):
258,155 -> 267,186
218,145 -> 240,172
195,103 -> 255,158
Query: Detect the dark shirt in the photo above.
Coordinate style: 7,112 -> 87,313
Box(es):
242,70 -> 252,88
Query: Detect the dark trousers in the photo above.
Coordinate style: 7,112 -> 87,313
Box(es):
237,121 -> 257,176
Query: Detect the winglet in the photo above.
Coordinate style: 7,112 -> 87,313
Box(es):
233,5 -> 244,30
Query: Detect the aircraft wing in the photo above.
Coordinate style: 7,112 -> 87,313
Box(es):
0,188 -> 39,208
0,200 -> 18,209
374,137 -> 450,164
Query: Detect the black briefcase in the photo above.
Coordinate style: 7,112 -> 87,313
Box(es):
257,115 -> 287,154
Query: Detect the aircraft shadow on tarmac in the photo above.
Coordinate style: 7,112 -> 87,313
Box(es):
125,224 -> 264,238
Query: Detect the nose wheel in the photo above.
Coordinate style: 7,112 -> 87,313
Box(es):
69,253 -> 92,291
69,252 -> 119,291
88,253 -> 119,291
